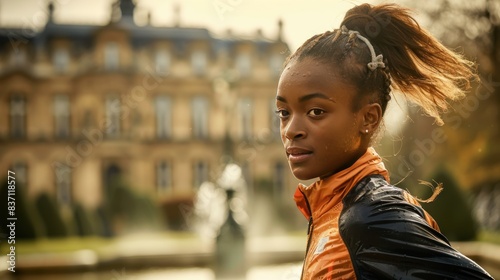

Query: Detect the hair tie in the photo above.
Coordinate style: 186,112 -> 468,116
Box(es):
341,25 -> 385,71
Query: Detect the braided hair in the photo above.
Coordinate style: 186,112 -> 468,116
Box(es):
284,3 -> 477,125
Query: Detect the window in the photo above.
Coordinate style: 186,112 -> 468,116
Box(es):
155,49 -> 170,76
83,109 -> 94,129
105,96 -> 120,137
53,48 -> 69,73
54,95 -> 70,139
193,161 -> 209,189
55,164 -> 72,206
238,97 -> 253,140
191,50 -> 207,76
241,162 -> 252,196
9,49 -> 27,66
273,161 -> 285,198
104,42 -> 119,70
157,160 -> 172,193
270,53 -> 285,76
104,164 -> 122,191
10,95 -> 26,138
192,96 -> 209,139
11,161 -> 27,188
270,98 -> 280,139
155,95 -> 172,139
236,53 -> 251,77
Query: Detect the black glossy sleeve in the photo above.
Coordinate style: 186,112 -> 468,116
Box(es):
339,175 -> 494,280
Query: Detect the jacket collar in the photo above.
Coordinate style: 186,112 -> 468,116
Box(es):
294,147 -> 389,220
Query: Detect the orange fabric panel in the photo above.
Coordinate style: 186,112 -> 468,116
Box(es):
295,148 -> 389,279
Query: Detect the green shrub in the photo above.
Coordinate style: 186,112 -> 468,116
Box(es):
135,194 -> 165,231
103,179 -> 166,234
95,205 -> 113,237
0,178 -> 39,240
35,192 -> 69,238
72,204 -> 101,236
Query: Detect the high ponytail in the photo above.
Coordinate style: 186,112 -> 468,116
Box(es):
286,3 -> 478,125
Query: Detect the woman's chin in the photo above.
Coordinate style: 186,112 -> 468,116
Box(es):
291,168 -> 316,181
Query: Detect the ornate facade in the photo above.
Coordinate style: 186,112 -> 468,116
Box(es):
0,0 -> 296,210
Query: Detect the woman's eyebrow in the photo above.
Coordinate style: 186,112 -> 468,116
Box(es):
299,92 -> 334,103
276,93 -> 335,104
276,95 -> 287,103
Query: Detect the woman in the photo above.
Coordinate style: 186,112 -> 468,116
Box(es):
275,3 -> 493,279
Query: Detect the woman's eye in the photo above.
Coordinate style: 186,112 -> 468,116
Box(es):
308,108 -> 325,116
275,109 -> 289,118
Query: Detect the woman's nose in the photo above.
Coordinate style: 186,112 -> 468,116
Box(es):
283,117 -> 306,140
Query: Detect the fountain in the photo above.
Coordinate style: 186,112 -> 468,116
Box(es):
192,163 -> 248,279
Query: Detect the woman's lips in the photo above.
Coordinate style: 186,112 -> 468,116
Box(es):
286,147 -> 313,163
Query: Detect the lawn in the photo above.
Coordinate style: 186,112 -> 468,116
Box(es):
0,231 -> 200,255
3,230 -> 499,256
478,230 -> 500,245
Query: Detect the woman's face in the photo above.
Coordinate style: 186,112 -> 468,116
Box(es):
276,58 -> 366,180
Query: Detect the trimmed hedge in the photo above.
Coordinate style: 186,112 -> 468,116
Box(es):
0,178 -> 39,240
104,179 -> 165,235
73,203 -> 101,236
35,192 -> 69,238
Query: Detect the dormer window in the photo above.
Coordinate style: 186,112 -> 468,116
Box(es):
236,53 -> 251,77
9,49 -> 27,66
270,53 -> 285,76
104,42 -> 119,70
191,50 -> 207,76
155,49 -> 170,76
53,48 -> 69,73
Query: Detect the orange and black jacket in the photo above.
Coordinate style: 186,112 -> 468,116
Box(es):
294,174 -> 493,279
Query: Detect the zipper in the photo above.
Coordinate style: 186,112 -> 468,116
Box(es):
300,216 -> 313,280
300,189 -> 313,280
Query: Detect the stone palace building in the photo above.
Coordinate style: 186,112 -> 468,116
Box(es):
0,0 -> 296,212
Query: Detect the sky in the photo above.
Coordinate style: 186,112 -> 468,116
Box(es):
0,0 -> 379,51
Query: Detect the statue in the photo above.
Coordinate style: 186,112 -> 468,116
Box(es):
192,163 -> 248,279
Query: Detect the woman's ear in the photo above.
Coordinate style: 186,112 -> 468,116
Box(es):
359,103 -> 382,134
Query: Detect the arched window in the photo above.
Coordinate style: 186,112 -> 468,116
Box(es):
193,161 -> 209,189
157,160 -> 172,193
192,96 -> 209,139
10,95 -> 26,138
104,42 -> 119,70
155,95 -> 172,139
54,95 -> 70,139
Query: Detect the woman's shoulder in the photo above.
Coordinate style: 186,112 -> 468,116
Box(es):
338,177 -> 494,279
340,174 -> 439,236
342,174 -> 408,207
